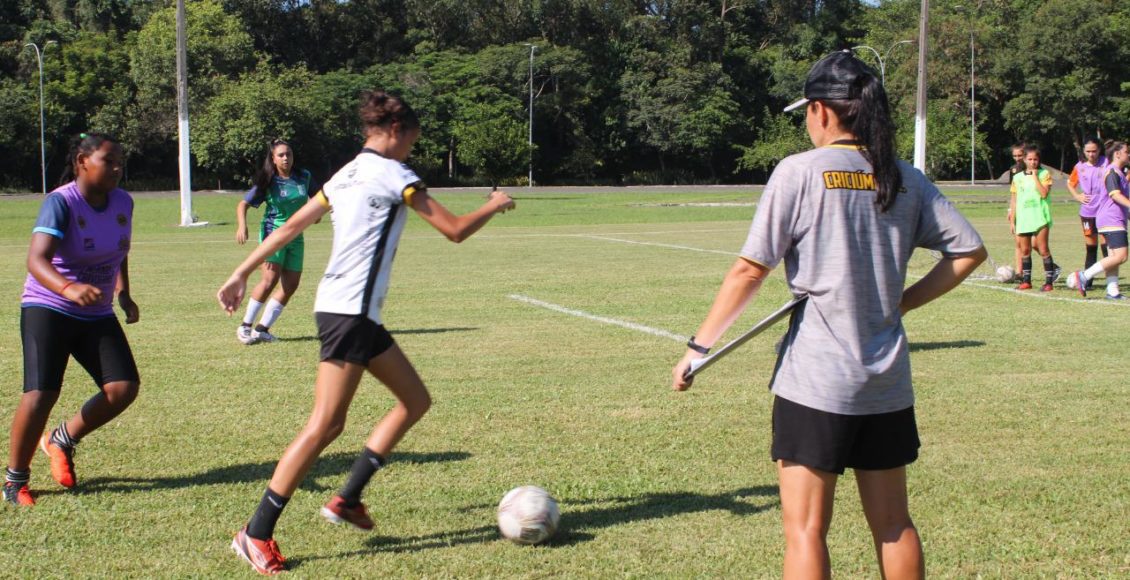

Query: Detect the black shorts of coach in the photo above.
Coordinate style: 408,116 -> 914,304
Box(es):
316,312 -> 395,366
771,395 -> 920,475
21,306 -> 140,392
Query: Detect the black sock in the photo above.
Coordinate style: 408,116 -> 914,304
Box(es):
5,467 -> 30,486
247,487 -> 290,540
52,422 -> 78,448
1101,244 -> 1109,258
1022,257 -> 1032,282
254,324 -> 269,332
1043,256 -> 1057,283
1085,245 -> 1098,270
338,448 -> 385,507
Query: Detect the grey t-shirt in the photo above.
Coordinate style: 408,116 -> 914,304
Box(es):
740,145 -> 983,415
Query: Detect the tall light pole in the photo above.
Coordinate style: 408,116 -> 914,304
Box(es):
851,40 -> 913,85
913,0 -> 929,172
176,0 -> 196,226
522,43 -> 536,188
24,41 -> 56,195
969,26 -> 976,185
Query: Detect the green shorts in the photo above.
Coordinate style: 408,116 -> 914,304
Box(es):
262,236 -> 304,272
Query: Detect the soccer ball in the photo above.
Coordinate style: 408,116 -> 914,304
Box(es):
995,265 -> 1015,283
497,486 -> 560,545
1066,271 -> 1079,290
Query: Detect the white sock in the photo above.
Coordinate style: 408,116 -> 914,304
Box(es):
1083,263 -> 1106,281
242,299 -> 264,326
1106,276 -> 1120,296
258,299 -> 285,329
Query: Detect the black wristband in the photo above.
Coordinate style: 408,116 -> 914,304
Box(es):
686,337 -> 710,354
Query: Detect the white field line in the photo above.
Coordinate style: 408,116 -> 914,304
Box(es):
576,235 -> 736,256
507,294 -> 687,343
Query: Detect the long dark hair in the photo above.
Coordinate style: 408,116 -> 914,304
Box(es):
59,132 -> 117,186
1108,141 -> 1127,162
253,138 -> 292,195
820,74 -> 900,212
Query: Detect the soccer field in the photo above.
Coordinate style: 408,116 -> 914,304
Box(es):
0,188 -> 1126,577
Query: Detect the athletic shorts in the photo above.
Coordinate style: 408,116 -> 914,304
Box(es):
1080,216 -> 1097,237
21,306 -> 140,392
262,235 -> 304,272
1100,230 -> 1128,250
316,312 -> 395,366
771,395 -> 919,475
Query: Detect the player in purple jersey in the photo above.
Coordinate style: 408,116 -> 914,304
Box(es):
1070,141 -> 1130,298
4,133 -> 141,507
1067,138 -> 1109,289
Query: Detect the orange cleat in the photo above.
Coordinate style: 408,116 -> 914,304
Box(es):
39,433 -> 76,488
320,496 -> 374,530
2,481 -> 34,506
231,527 -> 287,576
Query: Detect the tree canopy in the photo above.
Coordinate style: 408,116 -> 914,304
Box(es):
1,0 -> 1127,190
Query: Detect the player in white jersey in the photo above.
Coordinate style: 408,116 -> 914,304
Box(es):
217,90 -> 515,575
672,51 -> 985,578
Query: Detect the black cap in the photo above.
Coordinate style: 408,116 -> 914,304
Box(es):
784,50 -> 875,112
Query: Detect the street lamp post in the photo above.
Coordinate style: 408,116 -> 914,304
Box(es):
522,43 -> 536,187
969,28 -> 975,185
851,40 -> 913,85
24,41 -> 56,195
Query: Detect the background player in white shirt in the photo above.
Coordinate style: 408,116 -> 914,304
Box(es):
218,90 -> 514,575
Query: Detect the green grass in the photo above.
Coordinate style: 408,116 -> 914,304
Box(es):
0,187 -> 1127,577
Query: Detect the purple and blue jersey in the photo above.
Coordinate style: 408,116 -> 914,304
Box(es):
21,182 -> 133,319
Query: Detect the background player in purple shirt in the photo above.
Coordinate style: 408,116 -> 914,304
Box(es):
3,133 -> 141,507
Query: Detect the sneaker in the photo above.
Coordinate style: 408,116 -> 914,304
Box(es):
237,324 -> 258,345
2,481 -> 34,506
1105,293 -> 1126,300
231,527 -> 286,576
1048,265 -> 1062,285
1016,281 -> 1032,290
1040,283 -> 1053,292
39,432 -> 76,488
320,496 -> 374,530
252,328 -> 278,343
1072,271 -> 1088,297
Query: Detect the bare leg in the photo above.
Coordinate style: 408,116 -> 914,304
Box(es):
249,262 -> 282,303
267,360 -> 366,496
857,467 -> 924,580
7,390 -> 60,470
270,269 -> 302,307
1034,227 -> 1051,258
64,380 -> 140,440
363,344 -> 432,457
778,460 -> 837,580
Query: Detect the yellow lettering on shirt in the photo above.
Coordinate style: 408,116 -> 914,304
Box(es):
823,171 -> 876,191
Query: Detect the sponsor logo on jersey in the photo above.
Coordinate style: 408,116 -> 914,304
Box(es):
823,170 -> 876,191
117,213 -> 127,226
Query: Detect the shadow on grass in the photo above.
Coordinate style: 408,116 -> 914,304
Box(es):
908,340 -> 985,352
287,485 -> 777,567
59,450 -> 471,496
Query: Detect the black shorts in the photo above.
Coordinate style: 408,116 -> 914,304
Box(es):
1080,216 -> 1097,237
21,306 -> 140,392
771,395 -> 919,475
1101,230 -> 1129,250
316,312 -> 395,366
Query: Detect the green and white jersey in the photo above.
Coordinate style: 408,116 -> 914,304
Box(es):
245,168 -> 314,240
740,144 -> 983,415
312,149 -> 423,325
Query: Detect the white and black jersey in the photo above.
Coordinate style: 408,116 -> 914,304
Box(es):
313,148 -> 423,324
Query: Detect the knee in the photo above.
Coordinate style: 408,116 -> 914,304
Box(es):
404,391 -> 432,423
870,514 -> 917,544
21,390 -> 60,415
104,381 -> 139,406
302,418 -> 346,449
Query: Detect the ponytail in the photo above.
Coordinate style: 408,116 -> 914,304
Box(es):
359,90 -> 420,135
59,132 -> 117,186
821,75 -> 900,212
253,138 -> 288,195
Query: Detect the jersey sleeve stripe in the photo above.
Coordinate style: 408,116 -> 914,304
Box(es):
403,182 -> 426,204
315,189 -> 331,208
33,226 -> 64,238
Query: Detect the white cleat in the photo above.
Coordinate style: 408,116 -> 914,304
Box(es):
237,325 -> 258,345
252,328 -> 278,343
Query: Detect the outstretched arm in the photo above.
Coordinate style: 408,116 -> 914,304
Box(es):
410,188 -> 514,243
218,198 -> 328,314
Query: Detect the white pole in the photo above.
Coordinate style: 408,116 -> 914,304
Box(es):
913,0 -> 929,172
24,42 -> 54,195
526,44 -> 536,188
970,31 -> 975,185
176,0 -> 194,226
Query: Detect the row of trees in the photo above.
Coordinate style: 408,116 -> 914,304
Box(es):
1,0 -> 1128,191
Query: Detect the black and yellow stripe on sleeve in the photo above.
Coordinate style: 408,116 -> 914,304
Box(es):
314,189 -> 331,208
403,181 -> 427,204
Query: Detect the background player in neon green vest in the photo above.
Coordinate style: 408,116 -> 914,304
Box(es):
234,139 -> 317,344
1009,145 -> 1061,290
